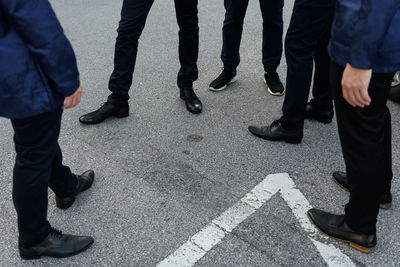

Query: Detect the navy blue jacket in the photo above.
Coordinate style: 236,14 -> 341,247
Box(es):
0,0 -> 79,119
329,0 -> 400,73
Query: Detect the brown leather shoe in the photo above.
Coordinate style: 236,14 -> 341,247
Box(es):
308,208 -> 376,253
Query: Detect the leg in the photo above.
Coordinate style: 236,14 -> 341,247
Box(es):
49,144 -> 77,199
11,110 -> 63,247
331,62 -> 394,234
174,0 -> 199,89
259,0 -> 284,73
382,107 -> 392,195
309,31 -> 333,109
221,0 -> 250,72
108,0 -> 155,106
280,0 -> 334,130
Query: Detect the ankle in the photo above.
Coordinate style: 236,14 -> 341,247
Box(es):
265,71 -> 277,75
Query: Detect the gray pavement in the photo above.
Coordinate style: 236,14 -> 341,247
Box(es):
1,0 -> 400,266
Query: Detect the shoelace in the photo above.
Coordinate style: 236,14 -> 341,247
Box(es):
98,102 -> 110,111
50,227 -> 63,238
271,120 -> 281,127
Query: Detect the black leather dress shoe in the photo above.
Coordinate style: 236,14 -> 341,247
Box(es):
332,171 -> 392,209
79,102 -> 129,125
56,170 -> 95,210
248,120 -> 303,144
19,228 -> 94,260
180,86 -> 202,114
305,103 -> 334,123
307,208 -> 376,253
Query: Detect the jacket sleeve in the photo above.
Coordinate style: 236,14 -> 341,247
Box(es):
0,0 -> 80,97
349,0 -> 400,70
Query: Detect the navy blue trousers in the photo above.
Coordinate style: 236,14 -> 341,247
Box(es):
11,110 -> 77,248
108,0 -> 199,106
280,0 -> 335,130
221,0 -> 284,73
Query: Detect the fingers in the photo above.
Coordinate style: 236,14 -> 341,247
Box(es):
353,88 -> 366,107
341,79 -> 371,108
342,64 -> 372,108
341,81 -> 357,107
342,85 -> 370,108
75,84 -> 82,107
73,87 -> 82,107
62,85 -> 82,109
360,87 -> 371,106
62,97 -> 72,109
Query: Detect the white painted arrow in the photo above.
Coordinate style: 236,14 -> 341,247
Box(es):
157,173 -> 355,267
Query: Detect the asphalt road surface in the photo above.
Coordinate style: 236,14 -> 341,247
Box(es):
1,0 -> 400,266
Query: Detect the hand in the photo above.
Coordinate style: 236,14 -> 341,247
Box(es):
341,63 -> 372,108
62,84 -> 82,109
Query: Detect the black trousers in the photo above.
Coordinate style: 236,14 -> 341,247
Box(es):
280,0 -> 335,130
11,110 -> 77,248
331,62 -> 394,234
107,0 -> 199,106
221,0 -> 284,73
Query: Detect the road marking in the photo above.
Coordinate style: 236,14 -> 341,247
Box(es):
157,173 -> 355,267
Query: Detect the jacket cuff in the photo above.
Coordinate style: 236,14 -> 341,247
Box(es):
55,78 -> 80,97
349,53 -> 373,70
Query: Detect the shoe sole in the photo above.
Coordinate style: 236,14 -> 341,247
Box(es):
249,130 -> 302,144
380,202 -> 392,209
264,78 -> 284,96
186,107 -> 202,115
209,77 -> 237,92
20,239 -> 94,260
331,176 -> 392,210
307,213 -> 375,254
331,175 -> 350,192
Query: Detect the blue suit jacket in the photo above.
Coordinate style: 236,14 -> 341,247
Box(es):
0,0 -> 79,119
329,0 -> 400,73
